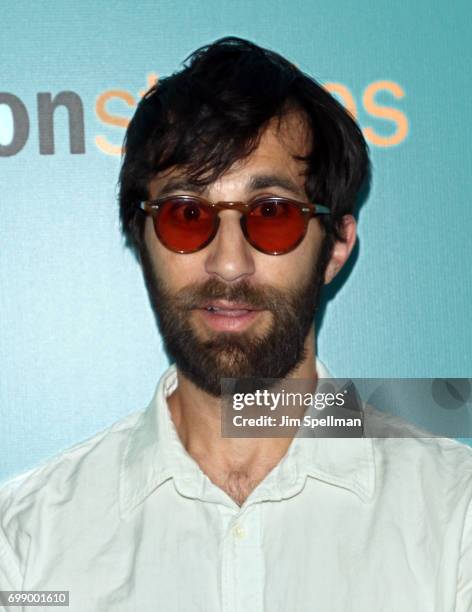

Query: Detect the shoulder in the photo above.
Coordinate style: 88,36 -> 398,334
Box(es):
0,409 -> 143,574
1,409 -> 141,499
373,433 -> 472,477
371,427 -> 472,523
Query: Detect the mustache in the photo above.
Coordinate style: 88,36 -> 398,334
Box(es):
170,277 -> 292,311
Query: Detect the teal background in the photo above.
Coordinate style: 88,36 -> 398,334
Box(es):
1,0 -> 471,481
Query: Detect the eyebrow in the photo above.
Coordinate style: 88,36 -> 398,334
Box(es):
157,173 -> 306,199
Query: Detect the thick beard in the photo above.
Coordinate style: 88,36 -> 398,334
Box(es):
139,237 -> 332,397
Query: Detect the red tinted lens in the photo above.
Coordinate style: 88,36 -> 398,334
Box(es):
156,197 -> 216,252
245,199 -> 306,254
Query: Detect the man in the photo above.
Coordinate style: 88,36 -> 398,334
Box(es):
1,36 -> 471,611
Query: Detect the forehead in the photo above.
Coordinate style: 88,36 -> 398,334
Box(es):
263,111 -> 312,157
232,110 -> 311,172
149,111 -> 312,195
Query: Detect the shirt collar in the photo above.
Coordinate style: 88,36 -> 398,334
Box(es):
290,358 -> 376,503
120,361 -> 376,518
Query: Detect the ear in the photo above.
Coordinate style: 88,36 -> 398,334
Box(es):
324,215 -> 357,284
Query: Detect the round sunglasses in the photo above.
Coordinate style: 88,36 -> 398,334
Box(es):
138,194 -> 330,255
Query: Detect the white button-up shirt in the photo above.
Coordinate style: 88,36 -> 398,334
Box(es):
1,361 -> 472,611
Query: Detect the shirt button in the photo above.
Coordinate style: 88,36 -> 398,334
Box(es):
233,523 -> 246,540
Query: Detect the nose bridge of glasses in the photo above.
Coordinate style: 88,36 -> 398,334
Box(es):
212,200 -> 249,214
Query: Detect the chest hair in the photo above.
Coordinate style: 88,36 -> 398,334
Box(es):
216,471 -> 256,506
205,467 -> 272,506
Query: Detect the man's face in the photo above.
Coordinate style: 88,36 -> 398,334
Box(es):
140,113 -> 333,396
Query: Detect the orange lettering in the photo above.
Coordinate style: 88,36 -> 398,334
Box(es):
95,90 -> 136,156
362,81 -> 408,147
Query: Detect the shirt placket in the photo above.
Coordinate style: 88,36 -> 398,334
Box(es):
220,503 -> 264,612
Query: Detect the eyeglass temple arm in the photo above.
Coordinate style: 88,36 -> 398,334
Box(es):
306,204 -> 330,216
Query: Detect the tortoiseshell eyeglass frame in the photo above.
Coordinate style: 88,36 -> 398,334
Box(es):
138,194 -> 330,255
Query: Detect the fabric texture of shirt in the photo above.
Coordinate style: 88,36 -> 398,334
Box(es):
1,360 -> 472,611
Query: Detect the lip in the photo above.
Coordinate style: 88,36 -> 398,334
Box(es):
199,299 -> 263,311
194,301 -> 264,332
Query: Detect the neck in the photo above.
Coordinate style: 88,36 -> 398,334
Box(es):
166,326 -> 318,505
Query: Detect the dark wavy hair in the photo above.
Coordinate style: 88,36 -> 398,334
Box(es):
119,36 -> 370,260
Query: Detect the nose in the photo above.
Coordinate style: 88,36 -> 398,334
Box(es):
204,211 -> 256,282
